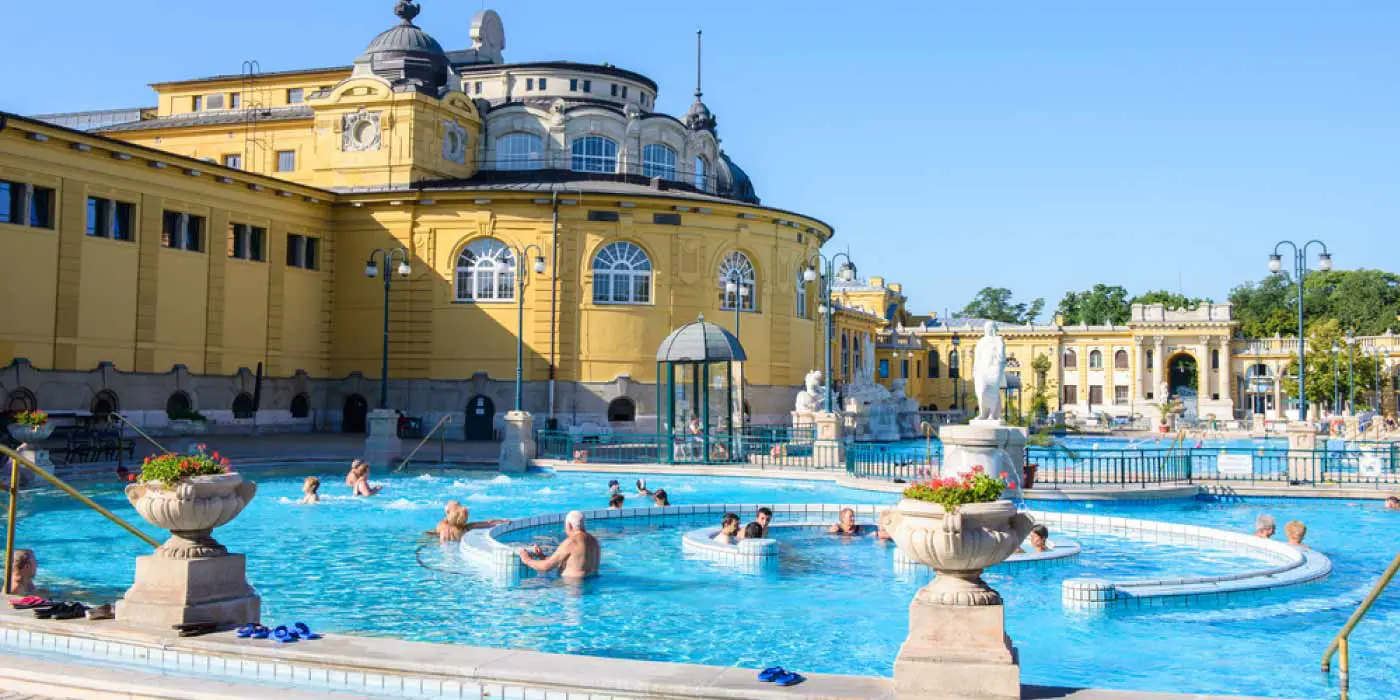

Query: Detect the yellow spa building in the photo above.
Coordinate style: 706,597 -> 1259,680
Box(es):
0,3 -> 866,437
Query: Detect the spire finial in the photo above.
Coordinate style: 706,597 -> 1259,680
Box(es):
394,0 -> 421,25
694,29 -> 703,99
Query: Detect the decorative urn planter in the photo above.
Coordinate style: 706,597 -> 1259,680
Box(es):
7,423 -> 54,442
889,498 -> 1033,605
125,473 -> 257,559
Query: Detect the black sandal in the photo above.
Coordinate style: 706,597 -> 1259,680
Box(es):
173,621 -> 218,637
35,602 -> 75,619
54,603 -> 89,620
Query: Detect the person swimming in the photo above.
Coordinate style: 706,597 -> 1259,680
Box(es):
652,489 -> 670,507
608,493 -> 625,509
300,476 -> 321,504
738,507 -> 773,540
635,479 -> 651,496
519,510 -> 600,580
347,460 -> 382,496
829,507 -> 862,536
1019,524 -> 1050,553
608,479 -> 621,494
742,522 -> 765,540
714,513 -> 741,544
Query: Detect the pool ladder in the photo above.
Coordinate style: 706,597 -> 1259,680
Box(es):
394,414 -> 453,472
2,444 -> 160,595
1322,552 -> 1400,698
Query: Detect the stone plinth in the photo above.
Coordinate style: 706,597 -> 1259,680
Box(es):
1250,414 -> 1267,436
499,410 -> 535,473
1286,422 -> 1319,483
16,444 -> 50,474
894,593 -> 1020,700
811,411 -> 845,465
116,554 -> 259,629
939,423 -> 1027,485
363,409 -> 403,469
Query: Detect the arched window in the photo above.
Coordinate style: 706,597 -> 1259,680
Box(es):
1114,349 -> 1129,369
718,251 -> 756,311
290,393 -> 311,418
641,144 -> 677,180
607,397 -> 636,423
694,155 -> 709,190
91,390 -> 119,419
496,132 -> 543,170
165,391 -> 192,416
1063,349 -> 1078,368
795,267 -> 808,318
1089,350 -> 1103,369
949,350 -> 961,379
841,333 -> 850,380
1211,348 -> 1220,370
1247,363 -> 1271,378
928,351 -> 940,378
4,388 -> 37,413
592,241 -> 652,305
455,238 -> 516,302
570,135 -> 618,173
232,392 -> 255,419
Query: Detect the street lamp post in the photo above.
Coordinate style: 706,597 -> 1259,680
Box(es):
804,253 -> 857,412
723,269 -> 749,348
1268,240 -> 1331,421
508,244 -> 548,413
364,247 -> 411,410
1331,342 -> 1340,416
1347,334 -> 1356,416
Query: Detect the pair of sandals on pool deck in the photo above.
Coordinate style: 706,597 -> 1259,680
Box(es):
758,665 -> 806,687
10,596 -> 112,621
236,622 -> 322,643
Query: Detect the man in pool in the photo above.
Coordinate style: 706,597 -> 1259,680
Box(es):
1386,496 -> 1399,511
608,493 -> 625,509
608,479 -> 621,494
1254,514 -> 1277,539
829,507 -> 863,535
1019,524 -> 1050,553
739,507 -> 773,540
519,510 -> 600,580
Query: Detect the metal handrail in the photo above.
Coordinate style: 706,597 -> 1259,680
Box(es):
394,415 -> 453,472
111,412 -> 169,454
1322,552 -> 1400,696
2,444 -> 160,595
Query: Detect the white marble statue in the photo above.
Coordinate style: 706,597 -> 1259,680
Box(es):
794,370 -> 827,413
973,321 -> 1006,422
1159,381 -> 1170,401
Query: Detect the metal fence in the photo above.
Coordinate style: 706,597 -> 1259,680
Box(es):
1025,446 -> 1191,487
535,427 -> 831,470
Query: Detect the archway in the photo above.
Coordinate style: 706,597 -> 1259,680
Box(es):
290,393 -> 311,419
166,391 -> 193,416
232,392 -> 255,419
91,390 -> 119,423
607,397 -> 636,423
1167,353 -> 1199,420
342,394 -> 369,434
465,394 -> 496,441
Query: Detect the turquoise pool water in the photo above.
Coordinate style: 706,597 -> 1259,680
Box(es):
5,466 -> 1399,699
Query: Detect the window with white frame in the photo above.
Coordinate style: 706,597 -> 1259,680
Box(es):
1089,349 -> 1103,369
694,155 -> 708,190
455,238 -> 516,301
570,135 -> 618,173
276,150 -> 296,172
795,266 -> 808,318
718,251 -> 756,311
641,144 -> 677,180
592,241 -> 652,305
496,132 -> 543,170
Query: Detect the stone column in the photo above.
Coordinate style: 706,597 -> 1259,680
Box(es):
1197,337 -> 1211,402
1134,338 -> 1147,401
363,409 -> 403,468
1076,344 -> 1088,414
1219,337 -> 1233,405
1273,364 -> 1284,419
1153,336 -> 1166,400
938,423 -> 1028,486
499,410 -> 536,473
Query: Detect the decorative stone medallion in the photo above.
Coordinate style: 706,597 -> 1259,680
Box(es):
342,109 -> 382,152
442,120 -> 468,164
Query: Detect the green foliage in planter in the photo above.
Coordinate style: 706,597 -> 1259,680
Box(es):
902,466 -> 1011,512
140,444 -> 230,486
167,408 -> 208,422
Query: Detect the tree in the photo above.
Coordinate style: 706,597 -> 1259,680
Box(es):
1230,269 -> 1400,338
1029,354 -> 1052,419
1229,275 -> 1297,338
1130,290 -> 1211,310
1278,319 -> 1380,412
1055,285 -> 1130,326
959,287 -> 1044,325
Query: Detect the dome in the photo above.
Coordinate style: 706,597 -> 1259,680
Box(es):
717,152 -> 760,205
352,1 -> 454,95
656,315 -> 747,363
684,98 -> 717,133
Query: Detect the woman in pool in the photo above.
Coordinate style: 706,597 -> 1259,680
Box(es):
300,476 -> 321,504
714,513 -> 741,544
652,489 -> 670,507
828,507 -> 862,536
742,522 -> 765,540
1019,524 -> 1050,553
347,460 -> 382,497
608,493 -> 625,509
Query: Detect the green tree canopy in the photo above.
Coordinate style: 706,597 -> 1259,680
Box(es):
959,287 -> 1044,325
1129,290 -> 1212,310
1231,269 -> 1400,338
1278,319 -> 1381,412
1055,284 -> 1130,326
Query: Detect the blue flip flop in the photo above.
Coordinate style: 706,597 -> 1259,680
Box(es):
758,666 -> 785,682
235,624 -> 256,638
775,671 -> 806,687
251,624 -> 271,640
293,622 -> 322,640
272,625 -> 299,643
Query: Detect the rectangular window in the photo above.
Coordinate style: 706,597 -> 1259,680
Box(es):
161,210 -> 180,247
587,210 -> 620,222
901,360 -> 910,378
206,94 -> 225,110
538,78 -> 547,90
304,236 -> 319,270
113,201 -> 134,241
0,182 -> 13,224
276,150 -> 296,172
184,215 -> 204,252
1089,385 -> 1103,406
287,88 -> 304,104
1063,385 -> 1078,405
286,233 -> 303,267
569,78 -> 578,91
582,79 -> 591,93
1146,351 -> 1154,369
223,154 -> 242,169
163,211 -> 206,252
86,197 -> 111,237
526,78 -> 534,91
228,223 -> 266,261
879,359 -> 890,379
230,92 -> 241,109
610,84 -> 618,97
474,81 -> 482,94
915,361 -> 921,378
192,95 -> 203,111
29,186 -> 53,228
1114,386 -> 1129,404
652,213 -> 681,226
621,86 -> 628,99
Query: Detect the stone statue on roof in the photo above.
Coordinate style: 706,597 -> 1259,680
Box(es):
973,321 -> 1006,423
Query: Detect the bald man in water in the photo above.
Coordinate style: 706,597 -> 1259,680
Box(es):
519,510 -> 600,580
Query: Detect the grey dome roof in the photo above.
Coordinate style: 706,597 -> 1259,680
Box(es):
717,152 -> 760,205
656,315 -> 747,363
363,23 -> 447,56
352,1 -> 454,95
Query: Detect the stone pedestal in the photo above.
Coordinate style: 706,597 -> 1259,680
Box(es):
1286,422 -> 1318,483
499,410 -> 535,474
939,423 -> 1027,485
116,554 -> 259,629
811,411 -> 846,466
1250,414 -> 1267,437
16,444 -> 51,473
363,409 -> 403,469
894,593 -> 1020,700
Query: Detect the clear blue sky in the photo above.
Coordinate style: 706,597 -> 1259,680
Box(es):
7,1 -> 1398,320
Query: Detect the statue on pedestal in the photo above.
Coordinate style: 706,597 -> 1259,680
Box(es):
973,322 -> 1006,422
794,370 -> 828,414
